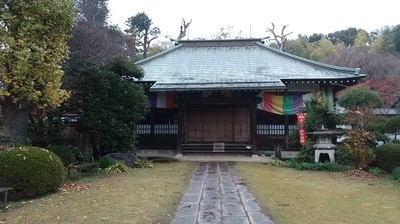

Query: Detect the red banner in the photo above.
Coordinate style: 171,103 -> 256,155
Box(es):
297,113 -> 307,145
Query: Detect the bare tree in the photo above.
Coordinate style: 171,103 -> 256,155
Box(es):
68,23 -> 125,63
212,25 -> 243,40
67,0 -> 125,63
266,23 -> 293,51
177,18 -> 192,40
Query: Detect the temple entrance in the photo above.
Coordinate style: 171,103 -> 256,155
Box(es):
186,107 -> 250,143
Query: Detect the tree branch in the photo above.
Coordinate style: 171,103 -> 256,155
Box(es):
177,18 -> 192,40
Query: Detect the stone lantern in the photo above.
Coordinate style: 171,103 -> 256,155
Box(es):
308,126 -> 341,163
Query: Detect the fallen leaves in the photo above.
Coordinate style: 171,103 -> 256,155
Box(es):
344,169 -> 377,179
60,183 -> 92,194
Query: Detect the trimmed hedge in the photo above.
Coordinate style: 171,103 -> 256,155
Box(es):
0,147 -> 65,200
375,143 -> 400,172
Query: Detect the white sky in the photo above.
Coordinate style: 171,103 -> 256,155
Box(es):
108,0 -> 399,41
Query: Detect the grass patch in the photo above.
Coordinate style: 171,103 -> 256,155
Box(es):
236,163 -> 400,224
0,161 -> 197,224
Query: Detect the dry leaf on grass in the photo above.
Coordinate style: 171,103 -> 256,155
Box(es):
344,169 -> 377,179
61,183 -> 92,194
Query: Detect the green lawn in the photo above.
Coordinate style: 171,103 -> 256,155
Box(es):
0,161 -> 197,224
2,161 -> 399,224
236,162 -> 400,224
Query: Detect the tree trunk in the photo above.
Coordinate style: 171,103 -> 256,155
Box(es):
0,102 -> 21,148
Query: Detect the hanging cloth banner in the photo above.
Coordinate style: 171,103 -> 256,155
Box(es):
258,93 -> 311,115
148,92 -> 177,108
297,113 -> 307,145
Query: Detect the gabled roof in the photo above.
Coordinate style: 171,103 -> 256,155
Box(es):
136,39 -> 366,92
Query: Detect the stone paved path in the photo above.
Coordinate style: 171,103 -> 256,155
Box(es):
171,161 -> 275,224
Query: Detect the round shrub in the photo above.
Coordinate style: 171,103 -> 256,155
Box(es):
48,145 -> 75,167
0,146 -> 65,200
375,143 -> 400,172
392,167 -> 400,181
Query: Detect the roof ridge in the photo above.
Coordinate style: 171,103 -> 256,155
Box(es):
135,44 -> 184,65
176,38 -> 262,44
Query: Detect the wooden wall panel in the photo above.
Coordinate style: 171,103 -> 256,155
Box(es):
186,107 -> 250,143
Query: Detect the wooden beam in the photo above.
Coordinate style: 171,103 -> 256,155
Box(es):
150,109 -> 155,147
284,115 -> 289,150
250,100 -> 258,155
177,94 -> 184,154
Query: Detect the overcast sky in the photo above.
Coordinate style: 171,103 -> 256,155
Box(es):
108,0 -> 398,41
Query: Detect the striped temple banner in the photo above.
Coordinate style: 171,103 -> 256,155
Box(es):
148,92 -> 177,108
258,93 -> 312,115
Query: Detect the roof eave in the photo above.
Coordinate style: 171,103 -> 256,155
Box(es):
282,74 -> 368,85
149,82 -> 287,91
254,42 -> 361,75
149,86 -> 287,92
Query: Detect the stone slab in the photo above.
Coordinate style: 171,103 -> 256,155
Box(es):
222,216 -> 250,224
171,161 -> 275,224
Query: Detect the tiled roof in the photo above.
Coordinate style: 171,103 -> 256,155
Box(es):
136,39 -> 366,92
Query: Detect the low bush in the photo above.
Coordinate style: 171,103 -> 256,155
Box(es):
0,147 -> 65,200
295,141 -> 315,163
342,129 -> 375,169
105,161 -> 130,173
265,158 -> 289,167
391,167 -> 400,181
134,157 -> 154,168
288,161 -> 348,172
368,167 -> 384,176
99,157 -> 113,169
374,143 -> 400,172
335,144 -> 357,167
48,145 -> 75,167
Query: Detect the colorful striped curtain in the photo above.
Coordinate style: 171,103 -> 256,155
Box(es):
258,93 -> 311,115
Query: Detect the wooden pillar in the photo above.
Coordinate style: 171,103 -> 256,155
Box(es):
284,89 -> 289,150
250,100 -> 258,155
150,109 -> 155,147
177,94 -> 184,155
284,115 -> 289,150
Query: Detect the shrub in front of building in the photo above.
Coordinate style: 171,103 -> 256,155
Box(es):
374,143 -> 400,172
0,146 -> 65,200
392,167 -> 400,181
